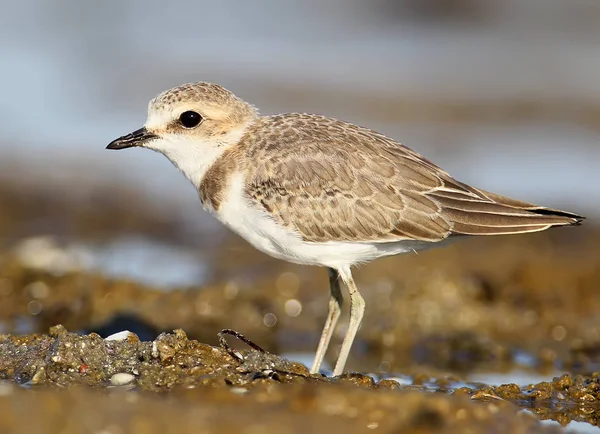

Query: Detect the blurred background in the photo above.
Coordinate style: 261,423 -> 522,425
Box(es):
1,0 -> 597,219
2,3 -> 600,431
2,0 -> 598,283
0,0 -> 598,368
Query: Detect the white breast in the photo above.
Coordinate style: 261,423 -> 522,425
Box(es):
209,172 -> 438,269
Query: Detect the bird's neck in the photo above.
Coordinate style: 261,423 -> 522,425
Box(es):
162,126 -> 249,190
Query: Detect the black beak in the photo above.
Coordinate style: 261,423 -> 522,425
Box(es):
106,127 -> 159,150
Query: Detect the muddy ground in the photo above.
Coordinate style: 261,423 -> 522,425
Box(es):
0,180 -> 599,433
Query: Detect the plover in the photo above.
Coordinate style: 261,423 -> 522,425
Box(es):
107,82 -> 583,376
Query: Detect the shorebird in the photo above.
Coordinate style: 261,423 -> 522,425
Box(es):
107,82 -> 583,376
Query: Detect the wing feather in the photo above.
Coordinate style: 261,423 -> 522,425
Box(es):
241,114 -> 582,244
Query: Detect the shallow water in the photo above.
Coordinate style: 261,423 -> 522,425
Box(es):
12,236 -> 209,289
286,350 -> 600,433
539,417 -> 599,434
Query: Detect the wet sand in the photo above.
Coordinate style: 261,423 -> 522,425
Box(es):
0,182 -> 598,433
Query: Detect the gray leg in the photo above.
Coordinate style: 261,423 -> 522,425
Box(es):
310,267 -> 343,374
332,266 -> 365,376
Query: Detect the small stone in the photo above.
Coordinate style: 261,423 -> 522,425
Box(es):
230,387 -> 248,395
376,379 -> 401,390
30,367 -> 46,385
49,325 -> 68,337
156,341 -> 176,362
110,373 -> 136,386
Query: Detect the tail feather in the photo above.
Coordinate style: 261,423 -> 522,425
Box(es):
451,222 -> 554,236
431,188 -> 584,237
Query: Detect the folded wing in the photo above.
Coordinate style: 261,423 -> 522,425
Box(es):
243,114 -> 583,243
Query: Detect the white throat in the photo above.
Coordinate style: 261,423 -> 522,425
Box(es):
145,126 -> 249,189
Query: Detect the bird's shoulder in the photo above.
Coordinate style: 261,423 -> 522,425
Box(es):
239,113 -> 451,184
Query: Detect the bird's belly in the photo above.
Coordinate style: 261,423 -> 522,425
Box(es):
209,171 -> 443,268
212,200 -> 375,267
210,190 -> 438,269
218,208 -> 439,268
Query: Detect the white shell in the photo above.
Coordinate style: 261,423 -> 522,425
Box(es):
110,373 -> 136,386
104,330 -> 135,341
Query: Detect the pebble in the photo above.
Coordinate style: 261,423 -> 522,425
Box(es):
110,373 -> 136,386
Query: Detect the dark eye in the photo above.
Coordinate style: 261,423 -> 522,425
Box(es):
179,111 -> 202,128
